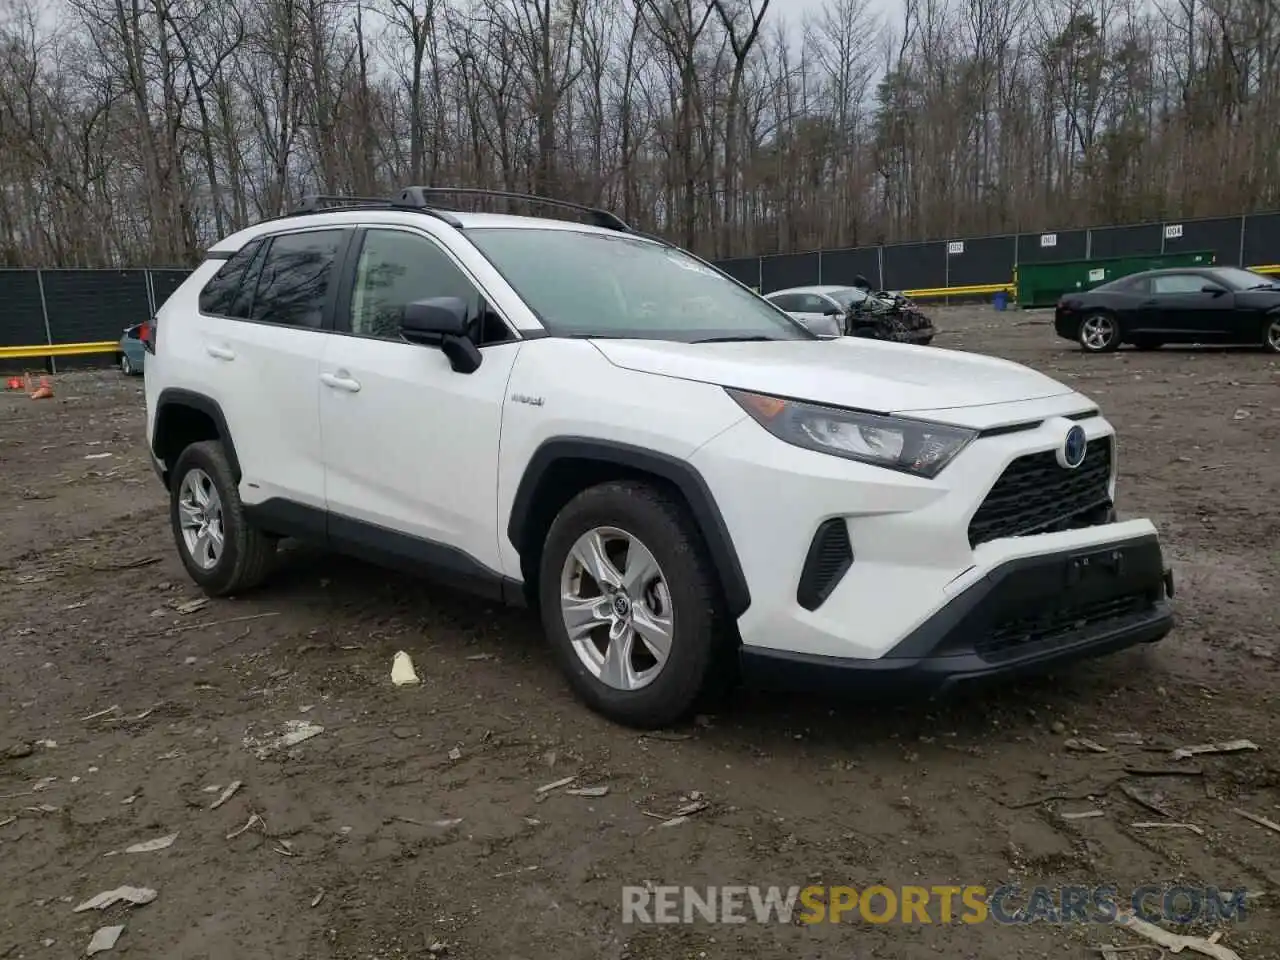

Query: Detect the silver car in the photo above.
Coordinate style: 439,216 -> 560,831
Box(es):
763,285 -> 873,337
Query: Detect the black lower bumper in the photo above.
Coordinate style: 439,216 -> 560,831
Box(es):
1053,312 -> 1079,341
740,533 -> 1175,695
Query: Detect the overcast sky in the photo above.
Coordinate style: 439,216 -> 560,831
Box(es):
781,0 -> 900,31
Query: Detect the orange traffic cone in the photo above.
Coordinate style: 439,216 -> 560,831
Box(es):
29,375 -> 53,400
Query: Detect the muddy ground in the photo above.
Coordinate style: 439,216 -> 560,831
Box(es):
1,307 -> 1278,960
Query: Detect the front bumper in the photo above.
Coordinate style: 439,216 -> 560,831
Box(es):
1053,310 -> 1079,340
740,533 -> 1174,694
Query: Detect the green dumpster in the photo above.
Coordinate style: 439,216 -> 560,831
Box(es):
1015,250 -> 1217,308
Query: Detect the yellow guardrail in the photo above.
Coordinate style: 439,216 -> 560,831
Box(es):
0,341 -> 119,360
903,282 -> 1014,299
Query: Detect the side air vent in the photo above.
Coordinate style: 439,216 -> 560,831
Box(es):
797,519 -> 854,611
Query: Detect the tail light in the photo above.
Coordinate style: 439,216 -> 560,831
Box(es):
142,317 -> 156,353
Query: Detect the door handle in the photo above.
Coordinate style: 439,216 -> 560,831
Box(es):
321,372 -> 361,393
206,344 -> 235,361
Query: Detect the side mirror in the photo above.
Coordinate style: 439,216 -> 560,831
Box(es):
401,296 -> 482,374
403,297 -> 469,339
1201,283 -> 1227,296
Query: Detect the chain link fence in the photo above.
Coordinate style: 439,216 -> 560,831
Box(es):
2,211 -> 1278,364
711,211 -> 1280,292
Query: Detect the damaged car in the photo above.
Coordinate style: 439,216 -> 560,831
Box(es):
765,281 -> 936,345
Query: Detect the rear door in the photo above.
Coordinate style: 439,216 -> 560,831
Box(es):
198,227 -> 351,511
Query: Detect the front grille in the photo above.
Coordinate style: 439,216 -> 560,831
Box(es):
968,438 -> 1113,548
976,590 -> 1157,661
796,519 -> 854,611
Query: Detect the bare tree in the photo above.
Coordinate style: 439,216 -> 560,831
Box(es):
1,0 -> 1278,267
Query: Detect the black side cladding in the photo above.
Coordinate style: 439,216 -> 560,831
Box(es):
796,519 -> 854,611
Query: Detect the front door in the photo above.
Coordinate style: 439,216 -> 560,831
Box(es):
318,225 -> 522,579
1143,273 -> 1232,342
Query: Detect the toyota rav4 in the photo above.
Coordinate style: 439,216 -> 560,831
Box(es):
143,187 -> 1175,728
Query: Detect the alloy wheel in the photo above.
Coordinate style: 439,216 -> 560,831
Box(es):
177,468 -> 225,570
1267,317 -> 1280,352
1080,316 -> 1115,351
559,526 -> 673,691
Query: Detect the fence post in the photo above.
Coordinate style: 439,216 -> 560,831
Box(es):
1085,229 -> 1093,260
35,268 -> 56,375
817,251 -> 823,285
145,269 -> 156,316
1238,215 -> 1247,267
756,257 -> 762,292
877,246 -> 884,290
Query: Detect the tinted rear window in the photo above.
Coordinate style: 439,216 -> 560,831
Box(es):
198,240 -> 262,316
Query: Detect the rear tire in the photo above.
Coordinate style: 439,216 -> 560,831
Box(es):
1079,313 -> 1119,353
169,440 -> 276,596
538,481 -> 735,729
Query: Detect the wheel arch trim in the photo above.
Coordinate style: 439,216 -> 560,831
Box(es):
153,388 -> 241,482
507,437 -> 752,617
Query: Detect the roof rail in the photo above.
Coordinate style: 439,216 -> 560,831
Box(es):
292,194 -> 464,228
395,186 -> 631,232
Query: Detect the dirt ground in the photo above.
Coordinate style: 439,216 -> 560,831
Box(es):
2,307 -> 1278,960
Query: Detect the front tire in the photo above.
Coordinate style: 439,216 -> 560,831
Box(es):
1079,313 -> 1119,353
1263,314 -> 1280,354
169,440 -> 276,596
538,481 -> 733,729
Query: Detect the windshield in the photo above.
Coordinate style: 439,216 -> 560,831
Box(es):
1212,266 -> 1278,290
466,227 -> 814,341
829,288 -> 869,309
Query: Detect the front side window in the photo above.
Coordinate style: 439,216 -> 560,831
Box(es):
250,230 -> 345,328
198,239 -> 262,317
347,229 -> 495,340
1152,274 -> 1207,295
769,293 -> 800,312
467,228 -> 812,342
798,294 -> 835,313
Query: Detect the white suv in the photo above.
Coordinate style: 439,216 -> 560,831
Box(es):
143,187 -> 1175,728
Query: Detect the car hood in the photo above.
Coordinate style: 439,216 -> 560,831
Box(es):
591,337 -> 1073,415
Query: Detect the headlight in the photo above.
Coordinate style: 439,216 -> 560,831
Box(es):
727,389 -> 977,478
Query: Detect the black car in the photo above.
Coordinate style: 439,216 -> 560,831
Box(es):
1054,266 -> 1280,354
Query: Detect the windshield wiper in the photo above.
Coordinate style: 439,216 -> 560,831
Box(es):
691,335 -> 779,343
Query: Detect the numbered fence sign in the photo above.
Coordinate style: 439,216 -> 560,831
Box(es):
1088,268 -> 1106,282
1164,224 -> 1183,240
947,241 -> 964,255
1040,234 -> 1057,247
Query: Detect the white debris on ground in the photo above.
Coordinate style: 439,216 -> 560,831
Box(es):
85,925 -> 125,955
391,651 -> 420,686
243,720 -> 324,759
73,886 -> 158,912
